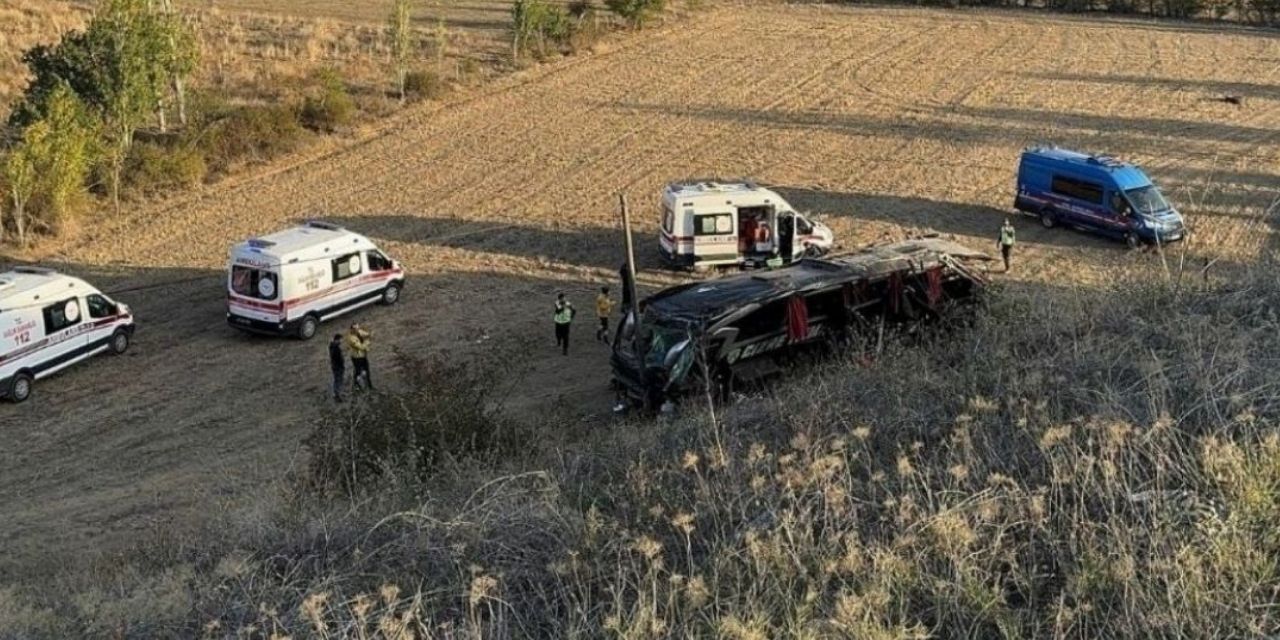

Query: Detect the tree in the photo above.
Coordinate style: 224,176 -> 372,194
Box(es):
4,149 -> 36,245
7,0 -> 198,210
4,84 -> 99,243
390,0 -> 414,102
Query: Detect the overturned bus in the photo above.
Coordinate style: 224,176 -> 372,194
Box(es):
610,238 -> 991,411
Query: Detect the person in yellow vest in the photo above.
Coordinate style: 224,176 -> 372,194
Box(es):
595,286 -> 614,344
554,292 -> 575,356
345,323 -> 373,390
997,218 -> 1016,273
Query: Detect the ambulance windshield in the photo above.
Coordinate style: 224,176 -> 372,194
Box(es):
231,266 -> 278,300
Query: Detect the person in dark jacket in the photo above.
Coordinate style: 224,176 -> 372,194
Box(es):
328,334 -> 346,402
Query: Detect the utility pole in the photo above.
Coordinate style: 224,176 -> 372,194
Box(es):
619,193 -> 641,324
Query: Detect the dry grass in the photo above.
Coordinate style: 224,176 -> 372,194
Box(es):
4,262 -> 1279,637
0,4 -> 1277,630
0,0 -> 506,121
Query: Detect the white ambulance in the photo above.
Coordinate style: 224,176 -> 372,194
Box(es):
0,267 -> 135,403
226,221 -> 405,339
659,180 -> 835,270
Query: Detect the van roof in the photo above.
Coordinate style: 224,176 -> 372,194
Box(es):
231,221 -> 373,264
1023,146 -> 1152,190
663,180 -> 790,209
0,268 -> 98,311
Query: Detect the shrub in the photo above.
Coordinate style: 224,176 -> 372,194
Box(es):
304,352 -> 516,493
403,69 -> 448,101
512,0 -> 574,58
298,68 -> 355,133
192,101 -> 306,175
605,0 -> 666,27
121,141 -> 206,198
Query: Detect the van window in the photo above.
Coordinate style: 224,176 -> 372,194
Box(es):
1125,185 -> 1171,215
43,298 -> 82,333
231,266 -> 278,300
1050,176 -> 1104,205
694,213 -> 733,236
332,253 -> 363,281
85,294 -> 118,319
662,205 -> 675,233
795,216 -> 814,235
366,250 -> 393,272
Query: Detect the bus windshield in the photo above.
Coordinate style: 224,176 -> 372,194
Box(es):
1125,186 -> 1171,215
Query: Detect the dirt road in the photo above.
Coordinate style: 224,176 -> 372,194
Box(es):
2,3 -> 1277,578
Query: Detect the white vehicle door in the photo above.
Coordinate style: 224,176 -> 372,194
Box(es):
83,294 -> 124,347
229,264 -> 282,323
38,296 -> 88,374
692,211 -> 738,264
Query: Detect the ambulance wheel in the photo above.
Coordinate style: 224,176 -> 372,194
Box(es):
110,329 -> 130,355
9,372 -> 32,403
297,315 -> 320,341
1124,232 -> 1141,250
1039,210 -> 1056,228
381,282 -> 402,305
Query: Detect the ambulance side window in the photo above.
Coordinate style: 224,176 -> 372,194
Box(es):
86,294 -> 117,319
694,214 -> 733,236
366,250 -> 393,272
332,253 -> 363,281
42,297 -> 82,333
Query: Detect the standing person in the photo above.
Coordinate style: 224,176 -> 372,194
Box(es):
346,323 -> 373,390
619,262 -> 633,310
595,286 -> 614,344
997,218 -> 1016,273
755,221 -> 773,254
554,293 -> 575,356
328,334 -> 346,403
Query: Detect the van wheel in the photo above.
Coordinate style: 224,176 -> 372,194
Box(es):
1039,210 -> 1056,228
1125,232 -> 1141,250
9,373 -> 32,403
381,282 -> 402,306
110,329 -> 130,355
297,315 -> 320,340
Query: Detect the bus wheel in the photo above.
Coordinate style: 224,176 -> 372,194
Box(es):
381,282 -> 402,305
1039,210 -> 1056,228
297,315 -> 320,340
110,329 -> 130,355
1125,232 -> 1141,250
9,372 -> 33,403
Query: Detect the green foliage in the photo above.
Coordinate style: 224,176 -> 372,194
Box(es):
304,353 -> 514,493
511,0 -> 574,58
389,0 -> 414,101
4,83 -> 98,242
189,96 -> 307,175
121,140 -> 206,198
298,68 -> 355,133
605,0 -> 666,27
403,69 -> 448,101
8,0 -> 199,211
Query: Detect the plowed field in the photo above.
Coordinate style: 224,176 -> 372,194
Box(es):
3,3 -> 1277,577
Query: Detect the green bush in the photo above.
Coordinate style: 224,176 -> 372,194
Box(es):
298,68 -> 355,133
512,0 -> 574,57
121,141 -> 207,198
304,352 -> 516,493
192,101 -> 307,175
403,69 -> 448,101
605,0 -> 666,27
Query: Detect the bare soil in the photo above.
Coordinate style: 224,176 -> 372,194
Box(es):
1,3 -> 1278,579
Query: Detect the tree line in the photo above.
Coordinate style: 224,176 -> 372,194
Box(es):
870,0 -> 1279,24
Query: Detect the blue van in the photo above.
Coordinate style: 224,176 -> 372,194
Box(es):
1015,147 -> 1185,247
